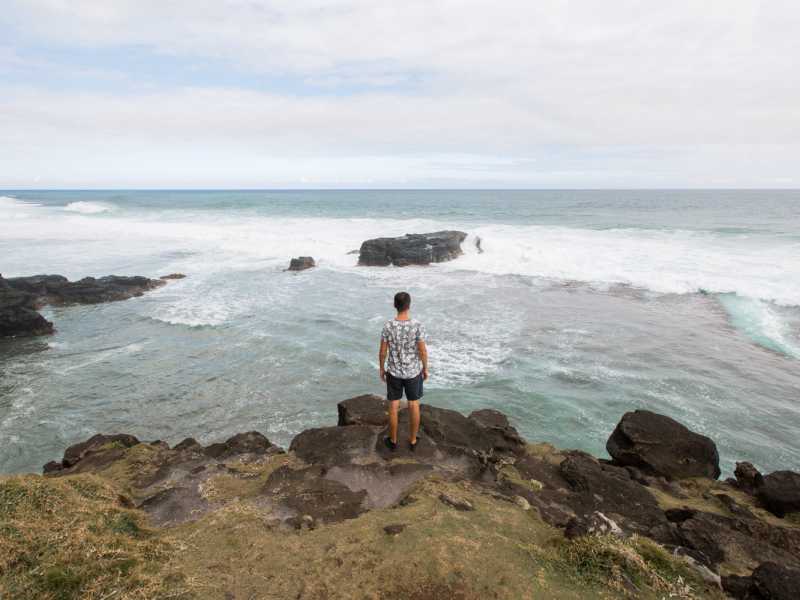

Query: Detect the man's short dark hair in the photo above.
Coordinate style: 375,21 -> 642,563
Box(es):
394,291 -> 411,312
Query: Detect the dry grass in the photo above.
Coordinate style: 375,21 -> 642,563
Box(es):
535,534 -> 727,600
0,474 -> 191,600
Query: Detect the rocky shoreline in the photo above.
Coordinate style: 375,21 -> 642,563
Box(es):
0,273 -> 179,338
6,399 -> 796,599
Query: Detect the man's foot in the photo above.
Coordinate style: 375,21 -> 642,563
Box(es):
409,439 -> 418,452
384,437 -> 397,451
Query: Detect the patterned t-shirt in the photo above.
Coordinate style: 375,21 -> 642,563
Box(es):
381,319 -> 426,379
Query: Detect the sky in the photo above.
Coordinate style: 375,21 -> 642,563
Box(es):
1,1 -> 799,189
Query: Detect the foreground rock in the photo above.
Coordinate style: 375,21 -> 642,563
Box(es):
32,399 -> 800,597
286,256 -> 316,271
358,230 -> 467,266
606,409 -> 721,479
758,471 -> 800,517
0,273 -> 173,338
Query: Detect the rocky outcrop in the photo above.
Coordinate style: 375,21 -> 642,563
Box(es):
286,256 -> 315,271
1,273 -> 173,338
723,562 -> 800,600
38,400 -> 800,589
0,274 -> 54,337
758,471 -> 800,518
358,231 -> 467,266
606,409 -> 721,480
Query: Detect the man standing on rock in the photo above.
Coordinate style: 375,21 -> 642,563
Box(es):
379,291 -> 428,451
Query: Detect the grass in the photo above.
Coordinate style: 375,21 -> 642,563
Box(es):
1,445 -> 740,600
536,534 -> 727,599
0,474 -> 191,600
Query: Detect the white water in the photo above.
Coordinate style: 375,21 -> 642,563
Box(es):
2,195 -> 798,357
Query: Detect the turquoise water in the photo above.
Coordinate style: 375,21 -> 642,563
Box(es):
1,190 -> 799,475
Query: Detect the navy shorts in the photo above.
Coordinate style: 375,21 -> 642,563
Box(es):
386,371 -> 424,401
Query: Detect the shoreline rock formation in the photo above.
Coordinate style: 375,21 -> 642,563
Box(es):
0,273 -> 175,338
21,399 -> 800,599
358,230 -> 467,266
0,395 -> 800,600
286,256 -> 316,271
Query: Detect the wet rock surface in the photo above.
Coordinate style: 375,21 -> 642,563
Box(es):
1,272 -> 172,338
41,396 -> 800,586
606,409 -> 721,480
358,230 -> 467,266
286,256 -> 316,271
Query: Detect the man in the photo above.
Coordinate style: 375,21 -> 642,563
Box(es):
379,291 -> 428,451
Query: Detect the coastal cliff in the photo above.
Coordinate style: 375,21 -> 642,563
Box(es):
2,399 -> 798,599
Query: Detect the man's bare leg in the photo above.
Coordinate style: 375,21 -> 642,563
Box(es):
388,400 -> 400,443
408,400 -> 420,444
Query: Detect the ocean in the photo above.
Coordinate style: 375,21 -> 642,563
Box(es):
1,190 -> 798,476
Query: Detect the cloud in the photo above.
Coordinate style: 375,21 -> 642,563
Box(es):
1,1 -> 799,186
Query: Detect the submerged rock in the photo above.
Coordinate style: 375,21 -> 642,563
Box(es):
606,409 -> 721,480
358,231 -> 467,266
287,256 -> 316,271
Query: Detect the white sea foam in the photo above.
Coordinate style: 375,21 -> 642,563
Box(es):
718,295 -> 800,359
63,201 -> 114,214
2,198 -> 799,346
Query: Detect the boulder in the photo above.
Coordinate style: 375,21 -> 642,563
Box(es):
159,273 -> 187,280
287,256 -> 315,271
674,510 -> 800,570
337,394 -> 388,426
468,409 -> 526,454
558,451 -> 670,539
606,410 -> 721,480
358,231 -> 467,266
735,462 -> 765,494
752,562 -> 800,600
758,471 -> 800,517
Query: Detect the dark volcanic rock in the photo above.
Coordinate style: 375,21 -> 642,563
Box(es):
758,471 -> 800,517
358,231 -> 467,267
262,465 -> 368,524
337,394 -> 388,426
159,273 -> 187,280
2,273 -> 167,338
675,510 -> 800,570
6,274 -> 165,305
727,562 -> 800,600
606,410 -> 721,480
468,409 -> 526,454
558,451 -> 671,539
139,486 -> 211,527
752,562 -> 800,600
290,425 -> 378,466
61,433 -> 141,469
204,431 -> 279,460
287,256 -> 316,271
0,275 -> 54,337
735,462 -> 765,494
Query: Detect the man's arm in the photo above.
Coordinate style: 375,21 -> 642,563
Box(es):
379,339 -> 388,381
418,340 -> 428,380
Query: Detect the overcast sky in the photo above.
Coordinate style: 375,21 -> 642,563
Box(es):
1,1 -> 799,188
